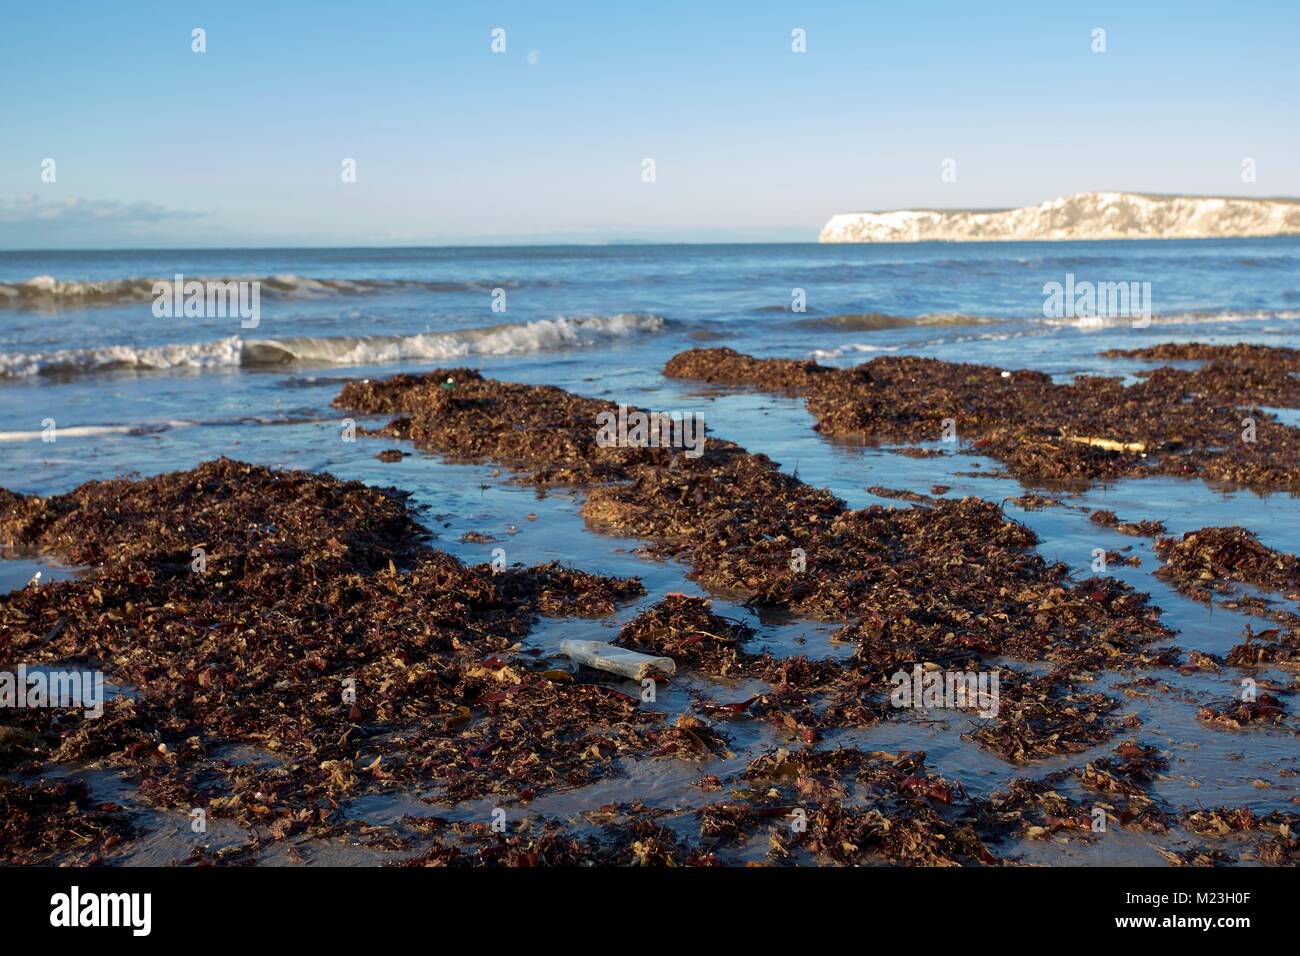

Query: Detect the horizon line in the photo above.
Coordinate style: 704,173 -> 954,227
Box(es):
7,234 -> 1300,255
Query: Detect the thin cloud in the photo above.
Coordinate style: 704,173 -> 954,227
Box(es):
0,194 -> 202,225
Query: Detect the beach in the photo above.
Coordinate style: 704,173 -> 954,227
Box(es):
1,240 -> 1298,866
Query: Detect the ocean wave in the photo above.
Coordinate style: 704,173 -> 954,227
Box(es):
0,415 -> 326,443
0,313 -> 665,379
0,421 -> 198,443
0,273 -> 529,309
1038,308 -> 1300,330
808,343 -> 904,360
794,312 -> 1001,332
751,303 -> 813,314
809,327 -> 1053,361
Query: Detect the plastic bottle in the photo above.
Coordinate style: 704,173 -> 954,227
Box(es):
558,640 -> 676,680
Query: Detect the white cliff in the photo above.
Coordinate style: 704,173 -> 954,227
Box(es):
818,192 -> 1300,243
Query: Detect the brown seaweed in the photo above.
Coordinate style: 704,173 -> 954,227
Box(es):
663,344 -> 1300,490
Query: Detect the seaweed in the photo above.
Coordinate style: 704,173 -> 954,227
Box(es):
335,369 -> 1171,680
1090,510 -> 1167,537
7,349 -> 1289,866
0,779 -> 135,865
663,344 -> 1300,491
1,461 -> 665,846
1155,526 -> 1299,598
1196,694 -> 1288,729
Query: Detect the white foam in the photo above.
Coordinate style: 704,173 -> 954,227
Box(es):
247,313 -> 663,365
0,313 -> 666,379
1039,309 -> 1300,330
809,343 -> 903,360
0,337 -> 244,378
0,421 -> 197,442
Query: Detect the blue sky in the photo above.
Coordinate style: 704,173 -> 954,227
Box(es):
1,0 -> 1297,248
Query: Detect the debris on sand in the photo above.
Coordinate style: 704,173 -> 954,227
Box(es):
335,369 -> 1173,682
559,639 -> 676,680
1076,741 -> 1170,831
0,779 -> 134,865
2,354 -> 1289,865
0,457 -> 426,572
615,595 -> 754,677
334,369 -> 1176,768
1225,637 -> 1298,669
1007,494 -> 1063,511
1180,806 -> 1300,864
1153,526 -> 1300,638
1155,526 -> 1298,599
1089,510 -> 1167,537
1196,694 -> 1287,729
663,344 -> 1300,491
0,460 -> 671,856
614,594 -> 840,692
964,670 -> 1124,763
735,748 -> 999,865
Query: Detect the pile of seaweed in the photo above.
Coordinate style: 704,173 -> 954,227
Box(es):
614,593 -> 837,691
0,455 -> 1284,866
1152,525 -> 1300,669
0,779 -> 134,865
1,459 -> 681,862
1089,510 -> 1166,538
335,369 -> 1174,762
0,457 -> 426,573
1155,526 -> 1298,599
1181,806 -> 1300,865
662,344 -> 1300,490
6,345 -> 1293,866
392,742 -> 1184,866
391,733 -> 1297,867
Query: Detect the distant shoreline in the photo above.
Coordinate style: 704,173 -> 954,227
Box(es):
821,192 -> 1300,243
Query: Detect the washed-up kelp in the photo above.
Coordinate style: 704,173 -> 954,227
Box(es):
1102,342 -> 1300,406
1180,806 -> 1300,865
1155,526 -> 1298,599
696,742 -> 1180,864
0,460 -> 681,860
1154,527 -> 1300,652
334,370 -> 1174,756
1075,741 -> 1170,832
336,371 -> 1170,664
0,457 -> 426,573
1196,694 -> 1288,729
0,778 -> 134,865
1089,510 -> 1167,538
732,748 -> 998,865
615,594 -> 840,690
662,344 -> 1300,490
963,668 -> 1126,763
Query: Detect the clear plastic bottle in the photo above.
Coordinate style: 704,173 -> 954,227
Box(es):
558,640 -> 676,680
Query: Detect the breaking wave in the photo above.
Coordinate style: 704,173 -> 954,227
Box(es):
793,312 -> 1001,332
1038,308 -> 1300,330
808,327 -> 1054,362
0,273 -> 532,309
808,343 -> 903,360
0,313 -> 665,379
